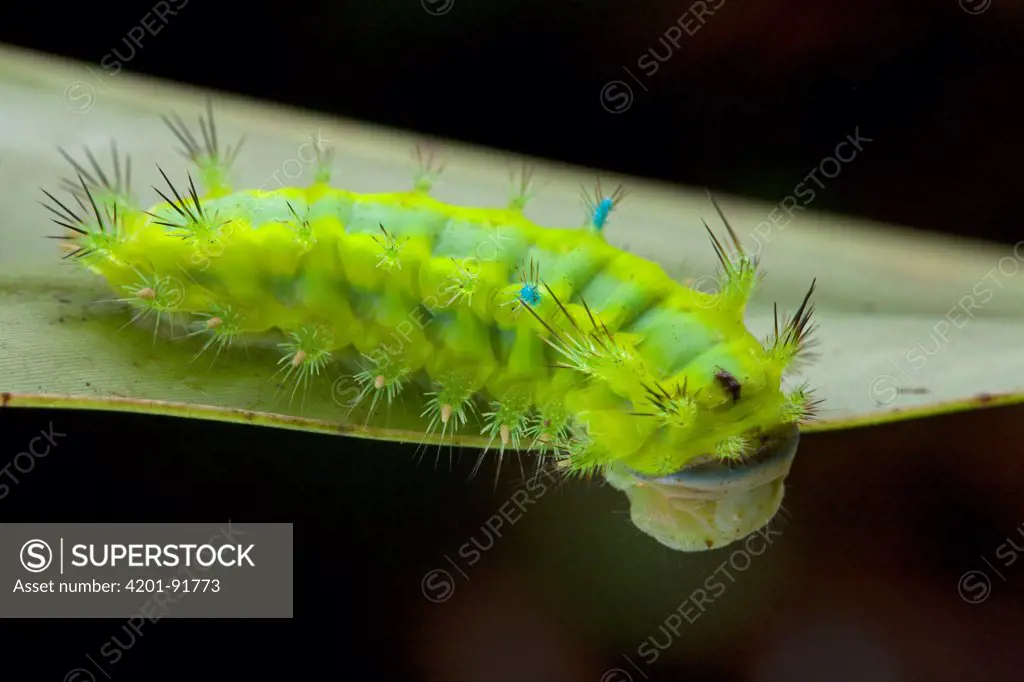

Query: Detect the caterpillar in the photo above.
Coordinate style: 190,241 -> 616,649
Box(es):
41,102 -> 820,552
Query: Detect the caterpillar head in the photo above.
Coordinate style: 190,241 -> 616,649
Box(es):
603,423 -> 798,551
533,198 -> 820,551
536,276 -> 819,551
568,311 -> 816,551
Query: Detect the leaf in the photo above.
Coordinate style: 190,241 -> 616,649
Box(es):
1,44 -> 1023,445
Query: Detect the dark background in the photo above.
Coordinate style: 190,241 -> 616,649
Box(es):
2,1 -> 1024,680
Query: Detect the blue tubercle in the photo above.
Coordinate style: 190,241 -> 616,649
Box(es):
581,181 -> 629,235
503,257 -> 542,316
593,198 -> 614,230
519,283 -> 541,306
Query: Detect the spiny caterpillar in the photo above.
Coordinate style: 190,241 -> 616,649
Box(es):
41,103 -> 820,552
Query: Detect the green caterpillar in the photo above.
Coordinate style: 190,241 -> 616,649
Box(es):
42,103 -> 819,552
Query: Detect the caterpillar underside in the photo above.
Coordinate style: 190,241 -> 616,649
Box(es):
43,104 -> 820,551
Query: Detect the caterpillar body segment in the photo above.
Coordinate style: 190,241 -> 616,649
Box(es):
42,106 -> 820,552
